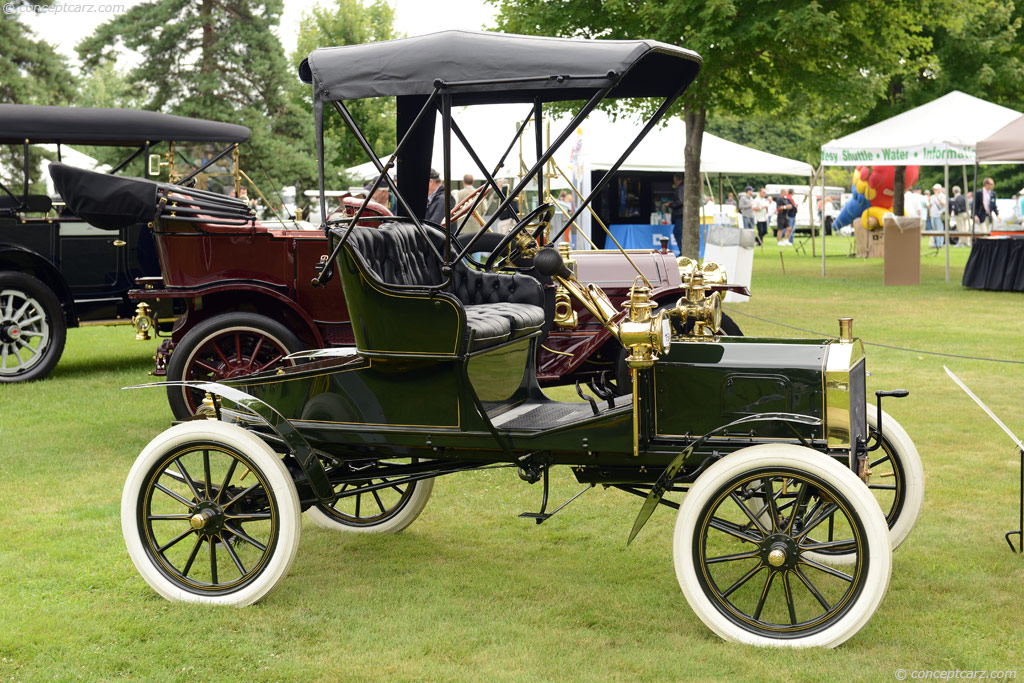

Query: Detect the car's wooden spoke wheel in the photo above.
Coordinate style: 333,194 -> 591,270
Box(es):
0,273 -> 66,382
306,459 -> 434,534
165,313 -> 304,419
675,444 -> 890,647
122,422 -> 301,605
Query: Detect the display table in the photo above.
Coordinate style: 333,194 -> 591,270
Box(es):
703,226 -> 755,302
606,223 -> 705,257
962,237 -> 1024,291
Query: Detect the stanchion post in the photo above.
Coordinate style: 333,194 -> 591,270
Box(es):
1008,447 -> 1023,553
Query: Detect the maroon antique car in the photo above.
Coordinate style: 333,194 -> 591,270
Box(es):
123,196 -> 741,418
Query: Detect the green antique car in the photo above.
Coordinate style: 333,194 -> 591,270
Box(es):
101,31 -> 922,647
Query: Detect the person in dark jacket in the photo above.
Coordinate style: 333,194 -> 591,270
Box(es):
973,177 -> 997,230
775,191 -> 794,245
424,168 -> 454,225
668,173 -> 684,254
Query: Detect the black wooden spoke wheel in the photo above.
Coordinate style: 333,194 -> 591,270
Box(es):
306,458 -> 434,534
675,444 -> 890,647
122,422 -> 301,605
166,313 -> 304,419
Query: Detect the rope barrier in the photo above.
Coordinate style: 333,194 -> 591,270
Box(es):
724,307 -> 1024,366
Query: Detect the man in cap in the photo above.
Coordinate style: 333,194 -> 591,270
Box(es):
425,168 -> 453,225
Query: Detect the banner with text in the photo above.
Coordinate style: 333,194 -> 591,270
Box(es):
820,144 -> 975,166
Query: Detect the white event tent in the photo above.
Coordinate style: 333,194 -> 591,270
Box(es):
820,91 -> 1021,280
347,103 -> 812,243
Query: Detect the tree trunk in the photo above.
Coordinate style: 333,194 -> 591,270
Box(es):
682,107 -> 706,259
893,166 -> 905,216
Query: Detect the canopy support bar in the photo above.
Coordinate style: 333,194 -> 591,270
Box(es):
448,106 -> 531,236
109,144 -> 147,175
551,80 -> 688,245
534,99 -> 544,207
331,98 -> 445,266
442,93 -> 452,259
178,143 -> 239,187
454,84 -> 613,261
23,142 -> 29,199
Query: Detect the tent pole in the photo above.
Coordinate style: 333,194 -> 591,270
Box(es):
718,173 -> 723,205
944,163 -> 950,283
972,161 -> 978,244
821,166 -> 826,276
809,167 -> 816,257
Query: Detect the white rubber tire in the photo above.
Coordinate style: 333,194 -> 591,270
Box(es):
674,443 -> 892,648
305,476 -> 434,533
867,406 -> 923,552
122,421 -> 301,605
802,407 -> 924,566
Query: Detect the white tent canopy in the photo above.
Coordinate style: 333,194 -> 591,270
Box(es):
821,91 -> 1021,167
346,104 -> 813,180
819,90 -> 1022,282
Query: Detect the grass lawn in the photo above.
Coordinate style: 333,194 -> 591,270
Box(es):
2,235 -> 1023,681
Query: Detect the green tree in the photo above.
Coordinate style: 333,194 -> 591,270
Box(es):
848,0 -> 1024,203
77,0 -> 316,198
0,0 -> 76,192
490,0 -> 932,257
290,0 -> 398,181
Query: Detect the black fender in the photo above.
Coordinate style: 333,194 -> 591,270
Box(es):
127,380 -> 334,502
627,412 -> 824,544
0,243 -> 76,326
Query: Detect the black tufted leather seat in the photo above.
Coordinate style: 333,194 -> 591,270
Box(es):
342,223 -> 545,352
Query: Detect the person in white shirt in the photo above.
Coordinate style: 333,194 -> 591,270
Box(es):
928,183 -> 947,247
751,187 -> 769,245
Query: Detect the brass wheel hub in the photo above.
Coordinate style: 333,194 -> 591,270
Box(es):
189,505 -> 225,534
761,534 -> 799,571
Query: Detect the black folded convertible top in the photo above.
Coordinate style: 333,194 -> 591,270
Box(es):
48,162 -> 253,230
0,104 -> 251,145
48,162 -> 162,228
299,30 -> 701,103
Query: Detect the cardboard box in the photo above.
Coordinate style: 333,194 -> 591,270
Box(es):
854,219 -> 885,258
883,215 -> 921,286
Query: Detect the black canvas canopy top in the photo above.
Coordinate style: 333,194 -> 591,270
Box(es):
0,104 -> 251,146
299,30 -> 702,103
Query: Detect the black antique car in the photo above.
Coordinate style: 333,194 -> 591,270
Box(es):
0,104 -> 249,382
56,31 -> 923,647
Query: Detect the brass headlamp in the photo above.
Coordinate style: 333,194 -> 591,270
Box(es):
617,279 -> 670,369
678,256 -> 728,286
672,269 -> 722,338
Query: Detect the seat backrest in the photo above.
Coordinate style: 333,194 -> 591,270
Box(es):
337,222 -> 546,358
0,194 -> 52,215
343,222 -> 447,289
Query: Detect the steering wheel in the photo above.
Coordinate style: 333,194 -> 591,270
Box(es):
484,203 -> 556,271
